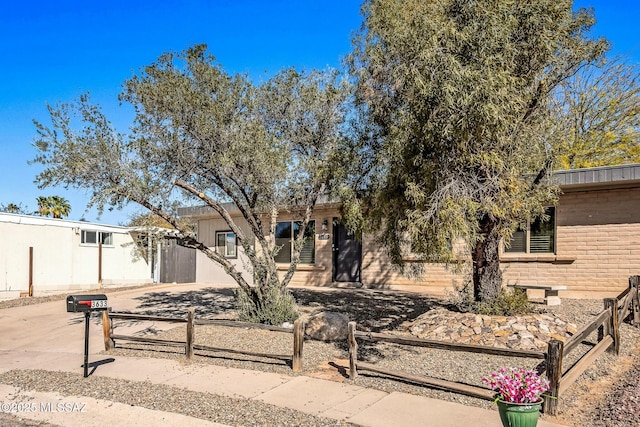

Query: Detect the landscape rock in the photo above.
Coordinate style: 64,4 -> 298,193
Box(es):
405,308 -> 577,351
305,311 -> 349,341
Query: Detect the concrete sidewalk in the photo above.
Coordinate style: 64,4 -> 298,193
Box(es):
0,351 -> 566,427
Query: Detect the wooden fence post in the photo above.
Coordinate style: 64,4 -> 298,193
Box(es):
604,298 -> 620,355
186,308 -> 195,359
348,322 -> 358,380
600,298 -> 610,342
28,247 -> 33,297
597,322 -> 604,342
545,339 -> 563,416
292,318 -> 305,372
102,307 -> 114,351
631,275 -> 640,327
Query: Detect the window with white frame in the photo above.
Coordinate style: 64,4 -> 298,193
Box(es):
216,231 -> 237,258
505,207 -> 556,254
274,220 -> 315,264
81,230 -> 113,246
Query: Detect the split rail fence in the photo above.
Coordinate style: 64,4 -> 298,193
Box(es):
101,308 -> 306,372
99,276 -> 639,416
348,275 -> 640,416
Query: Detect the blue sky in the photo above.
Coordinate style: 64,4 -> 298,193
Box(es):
0,1 -> 638,225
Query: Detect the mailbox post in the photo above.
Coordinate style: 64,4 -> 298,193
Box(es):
66,294 -> 108,377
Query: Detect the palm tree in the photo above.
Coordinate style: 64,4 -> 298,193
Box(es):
36,196 -> 71,219
0,203 -> 27,214
36,196 -> 51,217
49,196 -> 71,219
5,203 -> 20,213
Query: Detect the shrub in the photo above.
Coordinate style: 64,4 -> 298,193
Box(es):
474,288 -> 531,316
235,286 -> 299,325
445,276 -> 475,313
447,279 -> 531,316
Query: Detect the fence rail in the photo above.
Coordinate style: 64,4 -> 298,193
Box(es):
356,361 -> 495,400
101,308 -> 306,372
348,321 -> 519,403
348,275 -> 640,416
109,312 -> 188,323
544,276 -> 639,414
100,275 -> 640,416
561,309 -> 609,356
353,330 -> 546,359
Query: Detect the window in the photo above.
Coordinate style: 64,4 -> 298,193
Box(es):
274,220 -> 315,264
505,207 -> 555,254
100,232 -> 113,245
81,230 -> 113,246
82,230 -> 97,245
216,231 -> 237,258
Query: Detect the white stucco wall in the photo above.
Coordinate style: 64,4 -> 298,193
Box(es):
0,214 -> 152,299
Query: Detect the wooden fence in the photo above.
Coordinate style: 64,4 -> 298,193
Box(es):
101,308 -> 306,372
544,274 -> 639,414
348,275 -> 640,416
99,275 -> 639,416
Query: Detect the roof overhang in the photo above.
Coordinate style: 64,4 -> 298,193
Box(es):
555,164 -> 640,193
128,226 -> 193,239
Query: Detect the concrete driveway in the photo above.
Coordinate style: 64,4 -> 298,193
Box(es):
0,284 -> 218,372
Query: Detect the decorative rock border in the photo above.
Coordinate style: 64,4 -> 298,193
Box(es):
405,308 -> 578,351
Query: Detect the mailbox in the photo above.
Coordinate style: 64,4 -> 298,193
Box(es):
66,294 -> 108,313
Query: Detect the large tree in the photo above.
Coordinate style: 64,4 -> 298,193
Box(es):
346,0 -> 607,303
552,57 -> 640,169
32,45 -> 350,323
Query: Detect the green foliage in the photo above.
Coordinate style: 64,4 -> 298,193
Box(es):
473,288 -> 531,316
0,203 -> 29,215
127,211 -> 180,229
235,286 -> 299,325
36,196 -> 71,219
553,57 -> 640,169
447,279 -> 530,316
31,44 -> 351,322
346,0 -> 608,303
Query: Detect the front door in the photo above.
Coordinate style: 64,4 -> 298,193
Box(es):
332,219 -> 362,282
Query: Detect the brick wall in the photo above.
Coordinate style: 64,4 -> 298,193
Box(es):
502,187 -> 640,298
359,233 -> 465,295
357,187 -> 640,298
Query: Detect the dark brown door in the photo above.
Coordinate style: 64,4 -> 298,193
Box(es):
332,220 -> 362,282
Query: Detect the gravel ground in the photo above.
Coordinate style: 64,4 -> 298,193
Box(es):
591,358 -> 640,426
0,413 -> 61,427
2,286 -> 639,426
0,370 -> 355,427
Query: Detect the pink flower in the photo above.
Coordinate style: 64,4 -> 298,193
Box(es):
482,368 -> 550,403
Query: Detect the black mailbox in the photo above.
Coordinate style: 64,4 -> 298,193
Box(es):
66,294 -> 109,378
66,294 -> 108,312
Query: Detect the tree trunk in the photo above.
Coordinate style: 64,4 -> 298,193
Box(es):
472,216 -> 502,303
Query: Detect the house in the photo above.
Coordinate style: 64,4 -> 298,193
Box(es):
178,164 -> 640,299
0,213 -> 154,300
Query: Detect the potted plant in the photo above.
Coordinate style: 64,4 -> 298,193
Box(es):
483,368 -> 550,427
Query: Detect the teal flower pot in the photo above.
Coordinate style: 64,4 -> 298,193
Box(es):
496,399 -> 542,427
